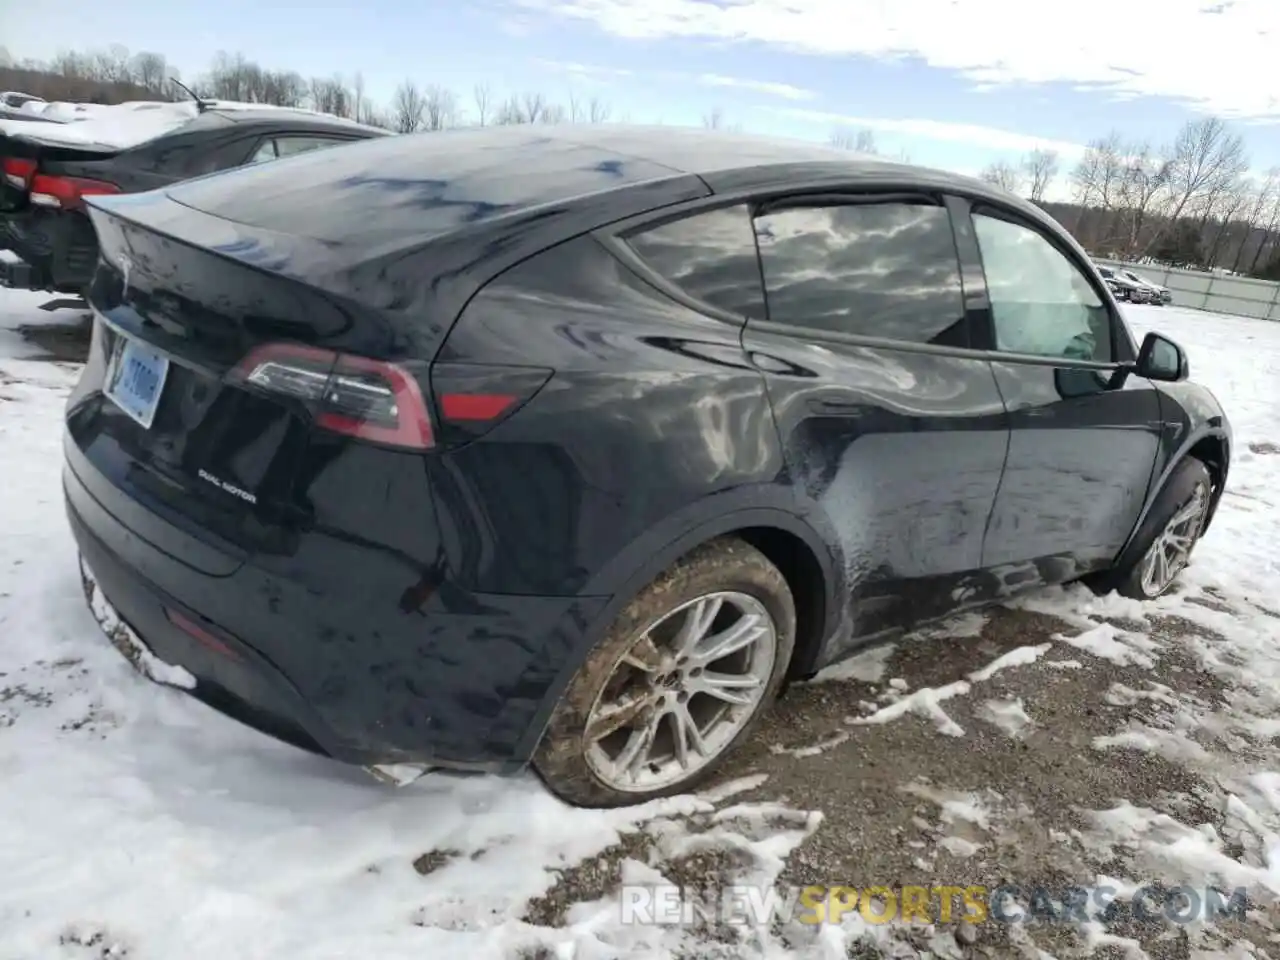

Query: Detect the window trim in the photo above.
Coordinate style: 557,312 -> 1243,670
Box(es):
598,183 -> 1072,360
597,200 -> 764,328
958,196 -> 1134,366
247,137 -> 279,164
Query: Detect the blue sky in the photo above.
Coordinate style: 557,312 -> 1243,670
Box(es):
7,0 -> 1280,199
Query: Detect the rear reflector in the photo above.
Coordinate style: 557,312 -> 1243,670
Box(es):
1,157 -> 36,190
430,361 -> 554,444
29,173 -> 120,211
230,343 -> 435,450
165,608 -> 242,662
439,393 -> 517,422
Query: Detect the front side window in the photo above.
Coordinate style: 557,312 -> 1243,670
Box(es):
625,204 -> 766,320
752,200 -> 967,346
973,210 -> 1112,363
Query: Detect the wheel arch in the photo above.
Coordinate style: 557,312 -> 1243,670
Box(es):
1116,425 -> 1229,569
513,494 -> 844,760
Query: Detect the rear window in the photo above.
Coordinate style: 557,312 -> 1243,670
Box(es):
167,128 -> 682,247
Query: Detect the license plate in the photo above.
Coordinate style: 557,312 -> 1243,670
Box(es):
104,333 -> 170,429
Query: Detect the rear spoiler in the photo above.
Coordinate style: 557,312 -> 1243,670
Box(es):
0,128 -> 120,159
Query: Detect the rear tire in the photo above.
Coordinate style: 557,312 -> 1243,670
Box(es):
533,538 -> 795,808
1096,458 -> 1213,600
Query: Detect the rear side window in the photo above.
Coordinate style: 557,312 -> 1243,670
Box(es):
625,205 -> 766,319
275,135 -> 350,157
753,201 -> 967,346
249,136 -> 348,165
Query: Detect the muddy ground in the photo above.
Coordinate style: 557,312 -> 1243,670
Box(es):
518,597 -> 1276,958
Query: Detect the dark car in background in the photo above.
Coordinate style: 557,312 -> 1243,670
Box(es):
0,106 -> 388,295
1117,267 -> 1172,305
1095,264 -> 1151,303
65,126 -> 1230,808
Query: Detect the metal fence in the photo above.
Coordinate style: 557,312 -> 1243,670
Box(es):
1094,258 -> 1280,321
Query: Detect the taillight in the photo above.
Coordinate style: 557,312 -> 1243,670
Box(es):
229,344 -> 553,450
29,173 -> 120,211
1,157 -> 36,190
229,344 -> 434,451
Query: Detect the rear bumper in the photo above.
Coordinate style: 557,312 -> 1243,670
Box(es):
63,441 -> 610,773
0,208 -> 97,293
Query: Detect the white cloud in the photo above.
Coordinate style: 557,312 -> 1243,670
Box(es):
533,59 -> 634,78
515,0 -> 1280,119
696,73 -> 815,100
774,108 -> 1086,157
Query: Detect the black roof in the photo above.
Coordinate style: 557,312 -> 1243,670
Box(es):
99,123 -> 1075,350
166,123 -> 1015,250
192,106 -> 388,135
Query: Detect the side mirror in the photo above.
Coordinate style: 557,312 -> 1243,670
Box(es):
1135,331 -> 1189,382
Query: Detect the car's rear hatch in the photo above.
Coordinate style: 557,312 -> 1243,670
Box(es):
66,129 -> 698,577
66,187 -> 430,577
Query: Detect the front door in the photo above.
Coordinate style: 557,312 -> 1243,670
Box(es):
955,199 -> 1163,585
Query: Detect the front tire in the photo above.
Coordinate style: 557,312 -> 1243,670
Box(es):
533,538 -> 795,808
1105,458 -> 1213,600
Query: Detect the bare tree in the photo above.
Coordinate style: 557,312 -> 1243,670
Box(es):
262,70 -> 306,107
1203,177 -> 1249,266
1114,145 -> 1172,255
393,79 -> 426,133
1022,148 -> 1059,204
131,52 -> 168,95
1069,132 -> 1134,246
473,83 -> 492,126
979,160 -> 1024,195
829,127 -> 878,153
353,72 -> 367,124
495,94 -> 525,124
828,128 -> 856,149
1142,117 -> 1248,256
588,96 -> 611,123
522,91 -> 547,125
423,84 -> 458,130
1249,186 -> 1280,274
1232,168 -> 1280,272
702,106 -> 725,129
309,75 -> 352,118
541,102 -> 567,124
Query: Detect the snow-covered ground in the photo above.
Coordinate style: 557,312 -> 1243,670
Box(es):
1,297 -> 1279,959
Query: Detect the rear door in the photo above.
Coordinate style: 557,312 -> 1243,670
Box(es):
953,197 -> 1162,580
738,191 -> 1009,648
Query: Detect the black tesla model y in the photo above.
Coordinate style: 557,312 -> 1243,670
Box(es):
64,126 -> 1230,807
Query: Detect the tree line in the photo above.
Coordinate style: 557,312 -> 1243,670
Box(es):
3,44 -> 1279,279
974,120 -> 1279,279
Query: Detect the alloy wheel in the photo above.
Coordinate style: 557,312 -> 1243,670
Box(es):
582,591 -> 778,793
1140,481 -> 1210,597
